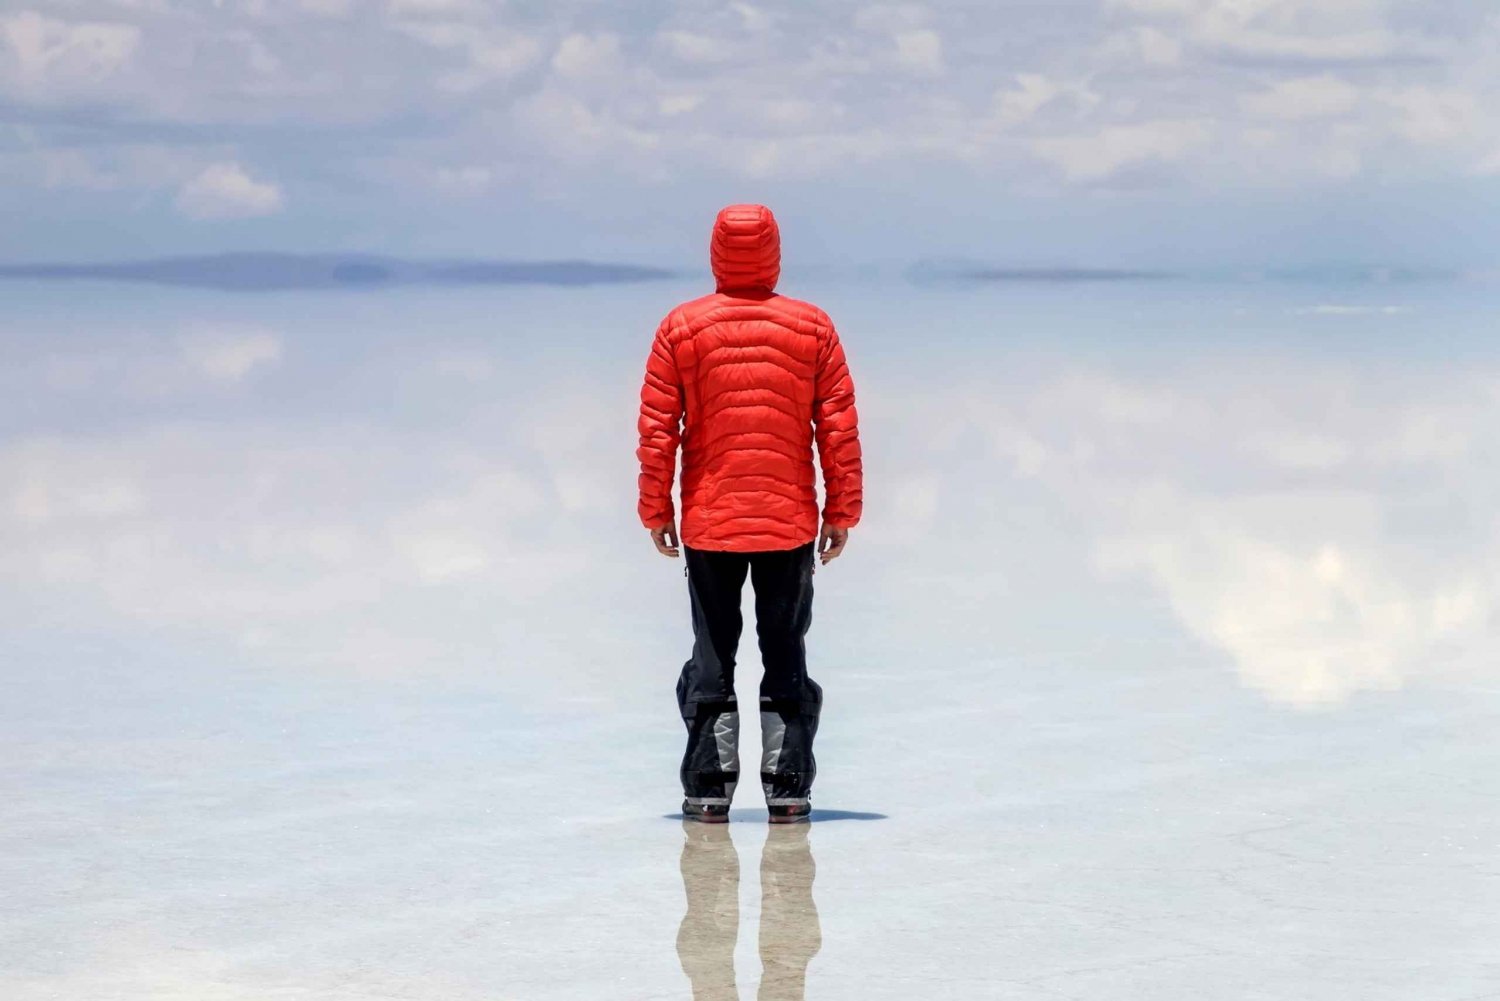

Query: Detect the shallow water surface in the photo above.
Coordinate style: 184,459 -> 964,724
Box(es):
2,279 -> 1497,998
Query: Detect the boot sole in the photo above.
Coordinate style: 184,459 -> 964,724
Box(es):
767,812 -> 811,824
681,800 -> 730,823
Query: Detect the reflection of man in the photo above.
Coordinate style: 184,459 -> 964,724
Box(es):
757,825 -> 822,1000
676,822 -> 740,1001
676,822 -> 822,1000
637,203 -> 864,824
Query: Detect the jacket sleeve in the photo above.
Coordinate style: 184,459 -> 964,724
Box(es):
813,317 -> 863,529
636,315 -> 683,529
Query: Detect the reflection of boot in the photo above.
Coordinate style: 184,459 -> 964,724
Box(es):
758,824 -> 821,1001
677,821 -> 741,1001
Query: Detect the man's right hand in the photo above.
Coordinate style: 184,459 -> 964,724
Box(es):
650,521 -> 680,557
817,523 -> 849,565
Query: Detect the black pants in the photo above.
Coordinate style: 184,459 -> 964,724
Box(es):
677,540 -> 822,808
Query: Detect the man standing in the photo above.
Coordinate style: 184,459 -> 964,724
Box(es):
636,203 -> 864,824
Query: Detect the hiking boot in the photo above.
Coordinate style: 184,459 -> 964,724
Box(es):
767,802 -> 812,824
682,799 -> 731,823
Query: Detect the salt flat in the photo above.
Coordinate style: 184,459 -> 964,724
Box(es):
2,280 -> 1497,998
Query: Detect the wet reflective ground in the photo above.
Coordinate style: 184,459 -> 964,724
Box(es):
5,654 -> 1496,998
3,280 -> 1498,997
677,822 -> 821,1001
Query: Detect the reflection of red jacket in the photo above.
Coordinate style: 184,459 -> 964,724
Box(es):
636,203 -> 863,552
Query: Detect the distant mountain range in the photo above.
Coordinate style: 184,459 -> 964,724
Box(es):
0,252 -> 1472,291
0,253 -> 682,291
905,258 -> 1465,284
911,264 -> 1176,283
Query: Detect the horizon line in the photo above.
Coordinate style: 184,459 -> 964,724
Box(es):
0,251 -> 1490,292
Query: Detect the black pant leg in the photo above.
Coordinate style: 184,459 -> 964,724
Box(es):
749,541 -> 821,806
678,545 -> 751,806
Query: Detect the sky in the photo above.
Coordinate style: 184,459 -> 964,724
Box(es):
2,0 -> 1500,269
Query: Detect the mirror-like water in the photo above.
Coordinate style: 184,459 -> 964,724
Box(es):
3,279 -> 1496,998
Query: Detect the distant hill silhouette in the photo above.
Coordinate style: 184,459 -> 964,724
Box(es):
0,253 -> 681,291
907,258 -> 1464,285
907,258 -> 1176,283
3,253 -> 1465,291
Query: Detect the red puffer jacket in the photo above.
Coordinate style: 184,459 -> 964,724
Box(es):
636,203 -> 863,552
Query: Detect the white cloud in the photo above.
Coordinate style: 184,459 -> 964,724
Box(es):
746,96 -> 826,129
658,93 -> 703,117
1110,0 -> 1197,14
990,74 -> 1101,136
385,0 -> 488,16
853,4 -> 931,33
1292,304 -> 1411,316
657,29 -> 732,65
0,421 -> 572,675
11,471 -> 145,527
432,163 -> 493,196
177,327 -> 283,381
1,0 -> 1497,218
174,162 -> 283,220
0,142 -> 193,192
1309,137 -> 1363,178
1241,75 -> 1360,120
1376,86 -> 1481,145
716,130 -> 904,179
729,2 -> 772,34
1109,0 -> 1405,62
0,9 -> 140,98
432,349 -> 494,382
1031,119 -> 1212,181
1206,24 -> 1397,62
892,475 -> 940,528
396,20 -> 540,92
1243,430 -> 1352,470
1474,148 -> 1500,177
850,6 -> 943,75
893,28 -> 943,75
1097,508 -> 1443,706
994,74 -> 1062,125
394,529 -> 490,583
1133,26 -> 1183,66
298,0 -> 354,17
512,88 -> 660,163
550,31 -> 623,80
940,360 -> 1500,708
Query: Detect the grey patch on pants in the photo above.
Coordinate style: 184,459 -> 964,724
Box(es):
714,712 -> 741,771
761,710 -> 787,799
715,711 -> 740,800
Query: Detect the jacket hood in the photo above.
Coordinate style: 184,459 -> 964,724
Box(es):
710,203 -> 780,294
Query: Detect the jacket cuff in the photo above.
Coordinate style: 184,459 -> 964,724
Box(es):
640,508 -> 675,529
